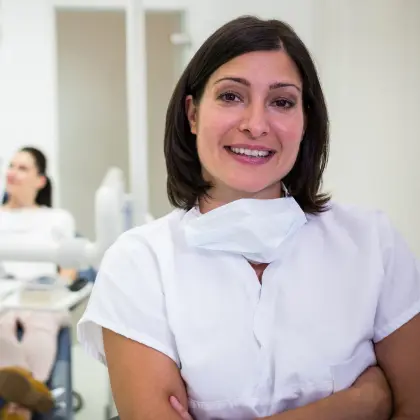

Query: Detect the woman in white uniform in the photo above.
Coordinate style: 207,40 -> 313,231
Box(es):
78,16 -> 420,420
0,147 -> 76,420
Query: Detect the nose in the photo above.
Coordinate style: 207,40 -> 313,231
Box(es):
239,102 -> 269,139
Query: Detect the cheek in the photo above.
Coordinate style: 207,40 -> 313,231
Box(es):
196,115 -> 227,160
195,133 -> 211,175
18,174 -> 33,187
16,173 -> 26,182
11,173 -> 24,184
274,116 -> 304,147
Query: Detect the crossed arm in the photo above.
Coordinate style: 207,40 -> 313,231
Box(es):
260,315 -> 420,420
170,367 -> 391,420
103,315 -> 420,420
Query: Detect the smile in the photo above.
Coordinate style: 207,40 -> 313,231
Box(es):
224,146 -> 275,165
232,147 -> 271,158
226,146 -> 274,157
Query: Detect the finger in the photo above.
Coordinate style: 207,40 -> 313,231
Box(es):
169,396 -> 187,414
169,396 -> 193,420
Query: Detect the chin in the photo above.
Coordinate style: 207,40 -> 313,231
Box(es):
5,186 -> 20,199
225,179 -> 281,199
5,186 -> 15,195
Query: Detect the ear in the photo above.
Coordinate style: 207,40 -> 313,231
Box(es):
36,175 -> 46,190
185,95 -> 198,135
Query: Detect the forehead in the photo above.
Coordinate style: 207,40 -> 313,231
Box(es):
209,50 -> 302,87
11,151 -> 36,168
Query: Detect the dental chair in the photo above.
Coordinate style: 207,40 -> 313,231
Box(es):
33,327 -> 73,420
0,319 -> 79,419
0,251 -> 96,419
34,266 -> 96,420
0,324 -> 73,420
44,266 -> 96,420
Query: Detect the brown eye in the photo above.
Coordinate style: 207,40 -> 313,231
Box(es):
273,99 -> 294,109
218,92 -> 241,102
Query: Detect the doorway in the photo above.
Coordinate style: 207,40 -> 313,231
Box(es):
55,8 -> 186,241
55,9 -> 129,240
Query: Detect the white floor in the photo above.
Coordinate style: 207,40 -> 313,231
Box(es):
72,344 -> 116,420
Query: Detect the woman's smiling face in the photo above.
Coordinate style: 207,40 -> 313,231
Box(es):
186,49 -> 305,206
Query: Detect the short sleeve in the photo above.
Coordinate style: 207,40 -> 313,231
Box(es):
77,230 -> 180,366
373,213 -> 420,342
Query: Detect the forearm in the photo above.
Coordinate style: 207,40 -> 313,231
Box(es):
260,386 -> 391,420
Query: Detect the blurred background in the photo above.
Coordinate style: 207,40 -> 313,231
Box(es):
0,0 -> 419,418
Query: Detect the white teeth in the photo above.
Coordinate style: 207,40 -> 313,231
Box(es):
229,147 -> 270,157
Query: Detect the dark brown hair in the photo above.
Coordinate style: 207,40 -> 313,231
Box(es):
164,16 -> 330,213
3,146 -> 52,207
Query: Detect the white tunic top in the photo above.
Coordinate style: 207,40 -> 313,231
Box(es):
0,207 -> 75,279
77,202 -> 420,419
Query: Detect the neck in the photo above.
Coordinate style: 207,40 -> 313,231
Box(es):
3,196 -> 38,210
199,183 -> 283,214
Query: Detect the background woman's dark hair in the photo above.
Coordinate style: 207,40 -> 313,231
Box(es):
164,15 -> 330,214
3,146 -> 52,207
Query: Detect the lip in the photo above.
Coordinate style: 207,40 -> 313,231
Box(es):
226,144 -> 275,152
225,146 -> 275,165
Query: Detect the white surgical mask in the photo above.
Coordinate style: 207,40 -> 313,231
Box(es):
182,195 -> 307,264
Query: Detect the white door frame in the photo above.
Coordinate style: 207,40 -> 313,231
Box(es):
50,0 -> 188,224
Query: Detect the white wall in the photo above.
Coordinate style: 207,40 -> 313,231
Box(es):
56,10 -> 129,239
184,0 -> 316,60
0,0 -> 57,201
317,0 -> 420,254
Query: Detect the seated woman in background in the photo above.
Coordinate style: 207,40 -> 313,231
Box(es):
0,147 -> 77,420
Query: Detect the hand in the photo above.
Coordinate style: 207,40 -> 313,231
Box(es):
170,396 -> 193,420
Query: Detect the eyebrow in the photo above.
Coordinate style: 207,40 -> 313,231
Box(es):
214,77 -> 302,92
